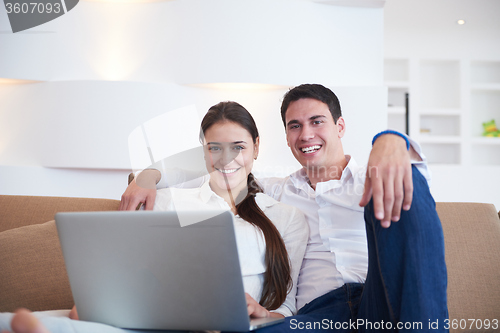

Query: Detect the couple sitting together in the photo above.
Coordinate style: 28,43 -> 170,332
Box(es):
2,84 -> 448,333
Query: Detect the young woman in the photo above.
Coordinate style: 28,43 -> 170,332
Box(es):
1,102 -> 308,333
154,101 -> 308,318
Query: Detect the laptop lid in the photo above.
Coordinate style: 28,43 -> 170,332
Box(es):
55,211 -> 283,332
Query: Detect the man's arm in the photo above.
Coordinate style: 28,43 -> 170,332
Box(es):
359,133 -> 422,228
120,169 -> 160,211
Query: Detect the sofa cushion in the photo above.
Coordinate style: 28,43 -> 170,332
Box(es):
0,220 -> 74,312
437,202 -> 500,331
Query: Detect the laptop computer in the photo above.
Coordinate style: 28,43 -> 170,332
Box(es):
55,210 -> 284,332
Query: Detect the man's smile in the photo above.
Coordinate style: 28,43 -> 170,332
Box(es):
300,145 -> 322,154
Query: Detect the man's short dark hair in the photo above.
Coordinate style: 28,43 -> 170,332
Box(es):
280,84 -> 342,128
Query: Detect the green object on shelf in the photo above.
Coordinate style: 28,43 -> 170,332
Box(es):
482,119 -> 500,137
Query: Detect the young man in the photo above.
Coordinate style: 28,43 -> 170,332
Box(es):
121,84 -> 449,332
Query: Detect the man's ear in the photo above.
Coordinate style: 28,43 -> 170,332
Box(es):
337,117 -> 346,138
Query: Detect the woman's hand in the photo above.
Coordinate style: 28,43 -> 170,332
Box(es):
69,305 -> 79,320
245,294 -> 284,319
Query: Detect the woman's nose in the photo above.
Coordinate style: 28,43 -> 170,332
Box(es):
220,148 -> 238,166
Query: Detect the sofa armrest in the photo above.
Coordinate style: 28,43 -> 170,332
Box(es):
0,220 -> 74,312
437,202 -> 500,331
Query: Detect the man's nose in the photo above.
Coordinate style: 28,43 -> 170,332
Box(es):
299,125 -> 314,141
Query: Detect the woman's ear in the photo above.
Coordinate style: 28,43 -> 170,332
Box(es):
254,137 -> 260,160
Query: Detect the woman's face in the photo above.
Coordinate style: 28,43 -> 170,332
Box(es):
203,121 -> 259,197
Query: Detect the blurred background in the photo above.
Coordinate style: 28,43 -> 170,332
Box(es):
0,0 -> 498,209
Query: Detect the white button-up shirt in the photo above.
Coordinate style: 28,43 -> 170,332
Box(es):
258,155 -> 430,310
153,180 -> 309,317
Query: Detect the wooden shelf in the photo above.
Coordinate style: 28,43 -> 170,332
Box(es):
311,0 -> 386,8
384,58 -> 500,167
471,83 -> 500,91
385,81 -> 410,89
419,108 -> 462,116
471,137 -> 500,145
418,136 -> 461,144
388,106 -> 406,115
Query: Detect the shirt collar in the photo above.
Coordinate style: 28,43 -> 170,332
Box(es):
199,177 -> 279,212
199,179 -> 216,204
254,192 -> 279,210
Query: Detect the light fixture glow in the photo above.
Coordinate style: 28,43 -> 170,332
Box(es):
189,83 -> 289,91
83,0 -> 173,2
84,5 -> 143,81
0,78 -> 40,85
457,19 -> 466,25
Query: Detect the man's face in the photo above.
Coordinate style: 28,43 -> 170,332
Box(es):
285,98 -> 345,170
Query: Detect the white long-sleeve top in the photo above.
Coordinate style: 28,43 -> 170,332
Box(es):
153,180 -> 309,317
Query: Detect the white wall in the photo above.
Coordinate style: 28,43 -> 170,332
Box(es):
0,0 -> 387,200
0,0 -> 384,84
384,0 -> 500,210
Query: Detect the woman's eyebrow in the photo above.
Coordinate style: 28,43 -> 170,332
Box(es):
206,141 -> 247,145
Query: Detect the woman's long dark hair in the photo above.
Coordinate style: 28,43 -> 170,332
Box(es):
200,101 -> 292,310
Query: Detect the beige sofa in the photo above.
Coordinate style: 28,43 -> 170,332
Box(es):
1,195 -> 499,332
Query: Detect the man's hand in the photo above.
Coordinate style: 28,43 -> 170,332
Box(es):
359,134 -> 414,228
119,169 -> 160,211
245,293 -> 284,319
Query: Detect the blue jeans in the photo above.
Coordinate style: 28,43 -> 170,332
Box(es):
255,166 -> 448,332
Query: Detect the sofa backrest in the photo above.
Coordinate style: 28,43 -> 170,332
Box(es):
0,195 -> 120,233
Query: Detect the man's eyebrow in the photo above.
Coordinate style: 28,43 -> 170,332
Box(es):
286,115 -> 327,127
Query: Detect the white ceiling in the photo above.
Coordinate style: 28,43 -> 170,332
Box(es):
385,0 -> 500,34
384,0 -> 500,59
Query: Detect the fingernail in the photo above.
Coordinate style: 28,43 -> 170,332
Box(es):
392,216 -> 399,222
